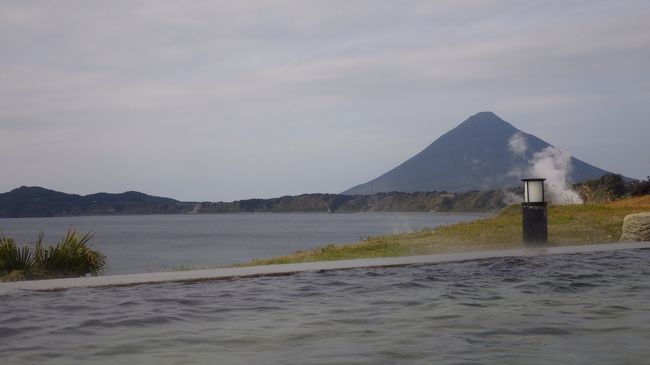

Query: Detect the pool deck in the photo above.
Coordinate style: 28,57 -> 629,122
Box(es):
2,242 -> 649,294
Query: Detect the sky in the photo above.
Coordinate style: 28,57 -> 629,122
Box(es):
1,0 -> 649,202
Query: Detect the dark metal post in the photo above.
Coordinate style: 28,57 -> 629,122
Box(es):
522,202 -> 548,244
521,178 -> 548,245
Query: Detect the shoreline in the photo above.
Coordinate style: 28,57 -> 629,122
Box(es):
2,241 -> 649,294
244,196 -> 650,266
0,210 -> 494,220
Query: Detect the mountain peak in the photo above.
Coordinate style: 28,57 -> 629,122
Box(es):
343,112 -> 610,195
470,111 -> 499,119
455,111 -> 518,132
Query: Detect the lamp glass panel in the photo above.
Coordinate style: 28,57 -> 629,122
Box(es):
525,181 -> 544,202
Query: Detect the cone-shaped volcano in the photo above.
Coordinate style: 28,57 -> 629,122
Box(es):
343,112 -> 611,195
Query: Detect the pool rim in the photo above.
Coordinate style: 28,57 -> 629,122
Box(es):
1,241 -> 649,294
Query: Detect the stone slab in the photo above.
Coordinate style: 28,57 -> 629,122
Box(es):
620,212 -> 650,242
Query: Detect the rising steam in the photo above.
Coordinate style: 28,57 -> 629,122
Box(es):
508,132 -> 527,156
528,147 -> 583,204
507,132 -> 583,204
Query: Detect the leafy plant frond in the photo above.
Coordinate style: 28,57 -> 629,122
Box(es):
38,230 -> 106,278
0,236 -> 34,275
1,231 -> 106,281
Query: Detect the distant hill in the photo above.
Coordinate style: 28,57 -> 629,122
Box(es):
195,190 -> 508,214
4,177 -> 642,218
344,112 -> 613,195
0,186 -> 191,218
0,186 -> 510,218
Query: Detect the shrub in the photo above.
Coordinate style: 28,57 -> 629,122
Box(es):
577,173 -> 626,204
0,236 -> 34,275
628,180 -> 650,196
0,231 -> 106,281
35,231 -> 106,278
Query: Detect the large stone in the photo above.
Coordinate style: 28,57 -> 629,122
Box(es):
620,212 -> 650,242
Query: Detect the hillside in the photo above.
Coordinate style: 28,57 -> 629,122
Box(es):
4,173 -> 642,217
196,190 -> 508,214
0,186 -> 191,217
344,112 -> 612,195
0,186 -> 509,218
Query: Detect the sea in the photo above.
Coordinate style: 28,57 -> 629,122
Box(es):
1,248 -> 649,364
0,212 -> 486,274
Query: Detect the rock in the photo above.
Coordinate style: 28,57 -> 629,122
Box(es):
620,212 -> 650,242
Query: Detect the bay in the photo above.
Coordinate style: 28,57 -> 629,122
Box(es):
0,212 -> 486,274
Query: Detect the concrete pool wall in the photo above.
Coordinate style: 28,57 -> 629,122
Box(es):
1,241 -> 649,294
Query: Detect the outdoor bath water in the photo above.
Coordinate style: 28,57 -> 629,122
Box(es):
1,248 -> 649,364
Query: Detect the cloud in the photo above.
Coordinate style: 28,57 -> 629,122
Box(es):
0,1 -> 648,200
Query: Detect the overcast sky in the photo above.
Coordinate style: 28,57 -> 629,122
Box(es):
1,0 -> 648,201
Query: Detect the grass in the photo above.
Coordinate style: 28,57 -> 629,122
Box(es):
0,230 -> 106,282
244,195 -> 650,266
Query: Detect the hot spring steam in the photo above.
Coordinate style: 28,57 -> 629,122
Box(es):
507,132 -> 583,204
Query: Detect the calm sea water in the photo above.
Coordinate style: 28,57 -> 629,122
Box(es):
0,213 -> 485,274
1,248 -> 649,364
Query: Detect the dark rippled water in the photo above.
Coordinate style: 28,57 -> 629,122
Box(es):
2,249 -> 650,364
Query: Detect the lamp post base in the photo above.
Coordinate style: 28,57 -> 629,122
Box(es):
522,202 -> 548,245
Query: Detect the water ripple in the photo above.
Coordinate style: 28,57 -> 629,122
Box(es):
1,248 -> 649,364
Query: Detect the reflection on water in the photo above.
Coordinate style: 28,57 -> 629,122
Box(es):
1,249 -> 649,364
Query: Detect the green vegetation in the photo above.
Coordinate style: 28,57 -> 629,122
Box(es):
0,230 -> 106,282
576,173 -> 627,204
244,195 -> 650,266
576,173 -> 650,204
199,190 -> 509,214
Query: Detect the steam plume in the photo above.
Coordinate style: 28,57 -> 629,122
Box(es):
528,147 -> 583,204
502,190 -> 523,204
506,132 -> 583,204
508,132 -> 527,155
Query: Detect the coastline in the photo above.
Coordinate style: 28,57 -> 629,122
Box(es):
2,196 -> 647,285
244,196 -> 650,266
